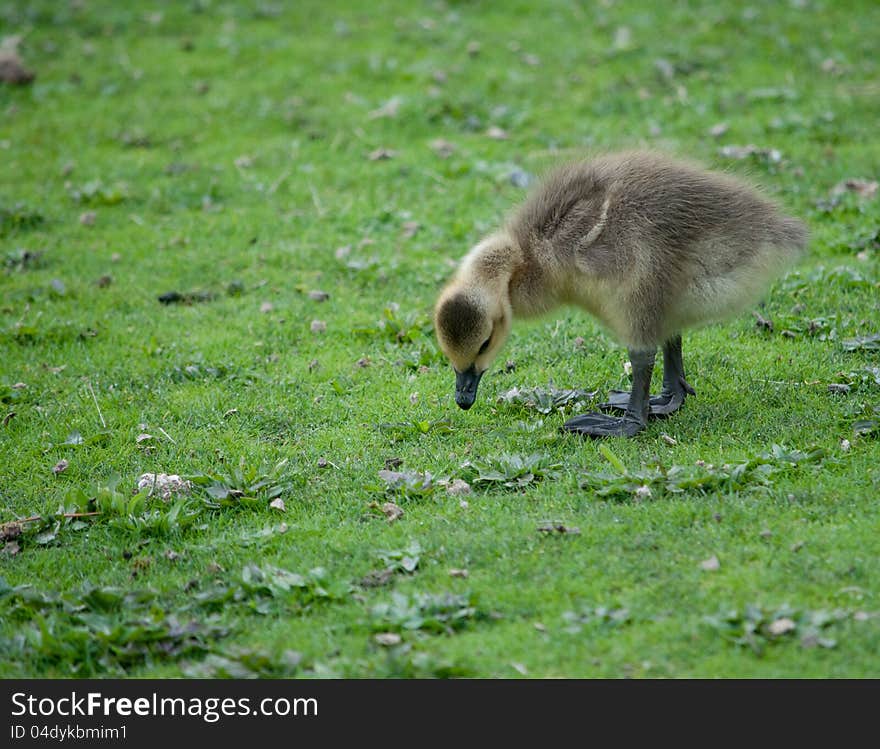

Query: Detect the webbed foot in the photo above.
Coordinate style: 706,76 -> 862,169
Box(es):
599,384 -> 691,417
561,411 -> 646,438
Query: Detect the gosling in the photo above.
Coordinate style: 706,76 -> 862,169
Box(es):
434,150 -> 808,437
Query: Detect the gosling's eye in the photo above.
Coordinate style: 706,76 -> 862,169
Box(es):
478,337 -> 491,355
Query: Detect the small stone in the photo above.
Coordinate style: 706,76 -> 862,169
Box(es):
374,632 -> 402,647
449,568 -> 469,578
310,319 -> 327,333
486,125 -> 508,140
79,211 -> 96,226
308,290 -> 330,302
466,40 -> 481,56
260,301 -> 274,313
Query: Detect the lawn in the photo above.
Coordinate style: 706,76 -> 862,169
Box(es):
1,0 -> 878,678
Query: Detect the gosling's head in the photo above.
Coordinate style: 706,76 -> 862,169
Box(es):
434,237 -> 513,410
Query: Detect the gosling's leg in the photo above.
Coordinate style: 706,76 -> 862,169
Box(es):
600,335 -> 696,417
562,349 -> 655,438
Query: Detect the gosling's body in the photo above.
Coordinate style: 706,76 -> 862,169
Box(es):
434,151 -> 808,437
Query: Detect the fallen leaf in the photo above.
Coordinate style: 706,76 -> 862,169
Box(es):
360,567 -> 395,588
661,434 -> 677,446
2,412 -> 15,427
368,96 -> 402,120
401,221 -> 420,239
700,555 -> 720,571
79,211 -> 96,226
308,290 -> 330,302
136,473 -> 192,501
429,138 -> 455,158
718,144 -> 782,163
511,662 -> 528,675
381,502 -> 404,523
708,122 -> 729,138
374,632 -> 402,647
368,148 -> 396,161
1,521 -> 23,541
445,479 -> 472,496
2,539 -> 20,556
0,38 -> 35,85
486,125 -> 508,140
52,459 -> 69,475
466,40 -> 481,56
310,319 -> 326,333
136,433 -> 153,443
269,497 -> 286,512
612,26 -> 632,50
830,179 -> 878,200
753,311 -> 774,331
260,301 -> 274,313
768,617 -> 796,636
449,568 -> 469,578
537,523 -> 580,535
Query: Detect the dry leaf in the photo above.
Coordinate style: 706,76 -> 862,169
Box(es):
310,319 -> 326,333
308,290 -> 330,302
260,301 -> 274,313
381,502 -> 404,523
830,179 -> 878,200
449,568 -> 469,579
708,122 -> 729,138
537,523 -> 580,535
52,459 -> 69,475
700,555 -> 720,571
1,521 -> 23,541
768,617 -> 796,635
79,211 -> 96,226
486,125 -> 508,140
368,147 -> 396,161
0,37 -> 35,85
360,567 -> 394,588
445,479 -> 471,496
429,138 -> 455,158
136,473 -> 192,501
374,632 -> 402,647
466,40 -> 481,56
3,539 -> 20,556
270,497 -> 286,512
401,221 -> 420,238
368,96 -> 401,119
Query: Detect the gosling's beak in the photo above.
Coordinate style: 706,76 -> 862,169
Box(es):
454,365 -> 484,410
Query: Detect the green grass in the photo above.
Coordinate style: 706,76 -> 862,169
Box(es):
1,0 -> 879,678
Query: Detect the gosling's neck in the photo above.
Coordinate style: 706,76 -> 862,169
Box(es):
462,231 -> 556,319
